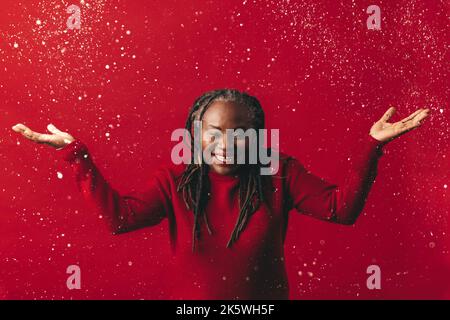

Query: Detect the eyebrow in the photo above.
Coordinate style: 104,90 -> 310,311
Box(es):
207,124 -> 248,130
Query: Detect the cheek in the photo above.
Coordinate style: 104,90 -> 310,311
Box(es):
235,135 -> 254,148
200,132 -> 253,151
201,136 -> 208,150
235,139 -> 248,150
201,133 -> 217,150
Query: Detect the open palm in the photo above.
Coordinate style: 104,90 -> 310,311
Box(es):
12,123 -> 74,149
370,107 -> 430,143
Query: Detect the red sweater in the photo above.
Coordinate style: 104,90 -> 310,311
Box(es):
58,134 -> 384,299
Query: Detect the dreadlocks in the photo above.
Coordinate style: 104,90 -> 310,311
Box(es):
176,88 -> 270,252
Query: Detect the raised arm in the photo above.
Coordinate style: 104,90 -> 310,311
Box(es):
286,134 -> 383,224
12,123 -> 171,234
286,107 -> 430,225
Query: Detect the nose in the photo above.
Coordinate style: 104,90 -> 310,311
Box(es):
215,135 -> 227,154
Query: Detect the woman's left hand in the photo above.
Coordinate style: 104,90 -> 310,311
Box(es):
369,107 -> 430,143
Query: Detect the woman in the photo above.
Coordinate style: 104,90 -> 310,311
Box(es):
12,89 -> 430,299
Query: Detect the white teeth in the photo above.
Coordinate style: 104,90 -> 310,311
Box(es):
215,154 -> 233,162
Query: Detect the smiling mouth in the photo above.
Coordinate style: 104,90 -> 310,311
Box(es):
213,153 -> 234,164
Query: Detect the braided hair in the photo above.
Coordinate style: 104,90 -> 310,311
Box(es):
176,89 -> 271,252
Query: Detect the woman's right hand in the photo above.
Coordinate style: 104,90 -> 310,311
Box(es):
12,123 -> 75,149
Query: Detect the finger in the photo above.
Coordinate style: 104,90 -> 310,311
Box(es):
11,123 -> 45,142
380,107 -> 396,122
396,109 -> 430,133
12,124 -> 37,139
22,129 -> 42,142
413,108 -> 430,125
47,123 -> 64,135
400,109 -> 423,123
403,109 -> 430,127
12,123 -> 28,133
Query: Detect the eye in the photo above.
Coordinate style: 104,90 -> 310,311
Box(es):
204,128 -> 222,140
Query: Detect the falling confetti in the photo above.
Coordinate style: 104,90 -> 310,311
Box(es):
0,0 -> 448,300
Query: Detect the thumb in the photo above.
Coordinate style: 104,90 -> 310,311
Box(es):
380,106 -> 396,123
47,123 -> 63,135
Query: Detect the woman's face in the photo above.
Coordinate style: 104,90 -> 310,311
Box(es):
200,100 -> 253,175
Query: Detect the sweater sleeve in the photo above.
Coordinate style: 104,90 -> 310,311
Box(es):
57,140 -> 172,233
285,134 -> 384,225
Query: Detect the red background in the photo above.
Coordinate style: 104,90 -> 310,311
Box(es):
0,0 -> 448,299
